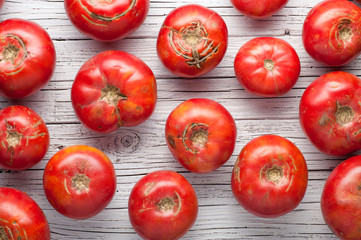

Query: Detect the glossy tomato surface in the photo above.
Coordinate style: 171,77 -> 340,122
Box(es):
321,156 -> 361,240
43,145 -> 117,219
0,187 -> 50,239
128,170 -> 198,240
157,4 -> 228,78
64,0 -> 149,41
71,50 -> 157,133
231,135 -> 308,218
302,0 -> 361,66
231,0 -> 288,19
166,98 -> 236,173
234,37 -> 300,97
0,105 -> 50,170
0,18 -> 56,99
300,71 -> 361,156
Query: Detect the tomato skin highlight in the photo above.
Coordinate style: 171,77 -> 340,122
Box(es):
165,98 -> 237,173
157,4 -> 228,78
234,37 -> 300,97
302,0 -> 361,66
128,170 -> 198,240
0,18 -> 56,99
230,0 -> 288,19
43,145 -> 117,219
231,135 -> 308,218
321,156 -> 361,240
299,71 -> 361,156
64,0 -> 149,42
0,187 -> 51,240
0,105 -> 50,170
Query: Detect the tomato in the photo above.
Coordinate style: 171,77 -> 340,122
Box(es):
234,37 -> 300,97
0,105 -> 50,170
300,71 -> 361,156
302,0 -> 361,66
165,98 -> 236,173
157,4 -> 228,78
43,145 -> 117,219
64,0 -> 149,42
0,18 -> 56,99
128,170 -> 198,240
321,156 -> 361,240
0,0 -> 4,9
230,0 -> 288,19
0,187 -> 50,239
71,50 -> 157,133
231,135 -> 308,218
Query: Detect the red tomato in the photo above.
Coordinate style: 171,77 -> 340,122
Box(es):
231,0 -> 288,19
64,0 -> 149,42
321,156 -> 361,240
0,19 -> 56,99
157,4 -> 228,78
0,0 -> 4,9
234,37 -> 300,97
300,71 -> 361,156
128,170 -> 198,240
43,145 -> 117,219
0,187 -> 50,239
231,135 -> 308,218
71,50 -> 157,133
0,105 -> 50,170
302,0 -> 361,66
165,98 -> 236,173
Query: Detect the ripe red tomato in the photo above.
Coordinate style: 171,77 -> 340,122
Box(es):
321,156 -> 361,240
234,37 -> 300,97
300,71 -> 361,156
302,0 -> 361,66
231,135 -> 308,218
0,0 -> 4,9
165,98 -> 236,173
64,0 -> 149,42
0,18 -> 56,99
0,105 -> 50,170
43,145 -> 117,219
71,50 -> 157,133
157,4 -> 228,78
128,170 -> 198,240
230,0 -> 288,19
0,187 -> 50,239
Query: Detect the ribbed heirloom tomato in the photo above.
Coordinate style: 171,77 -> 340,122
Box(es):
0,19 -> 56,99
157,4 -> 228,78
43,145 -> 117,219
231,135 -> 308,218
0,105 -> 50,170
128,170 -> 198,240
64,0 -> 149,41
230,0 -> 288,19
165,98 -> 237,173
71,50 -> 157,133
0,187 -> 50,239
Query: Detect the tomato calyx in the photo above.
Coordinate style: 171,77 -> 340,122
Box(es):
100,83 -> 128,104
264,164 -> 284,184
335,101 -> 354,126
156,192 -> 181,215
330,17 -> 354,51
0,34 -> 27,69
263,59 -> 275,71
0,226 -> 9,240
71,173 -> 91,192
181,122 -> 209,154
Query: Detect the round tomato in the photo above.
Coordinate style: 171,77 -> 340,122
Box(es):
231,135 -> 308,218
302,0 -> 361,66
0,0 -> 4,9
0,105 -> 50,170
0,18 -> 56,99
43,145 -> 117,219
300,71 -> 361,156
157,4 -> 228,78
165,98 -> 236,173
321,156 -> 361,240
71,50 -> 157,133
0,187 -> 50,239
234,37 -> 300,97
128,170 -> 198,240
64,0 -> 149,42
231,0 -> 288,19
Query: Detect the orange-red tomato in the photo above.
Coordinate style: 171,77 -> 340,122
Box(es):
231,0 -> 288,19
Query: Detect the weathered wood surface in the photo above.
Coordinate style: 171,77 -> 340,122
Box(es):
1,0 -> 359,239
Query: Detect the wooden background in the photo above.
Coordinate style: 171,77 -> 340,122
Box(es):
1,0 -> 359,239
